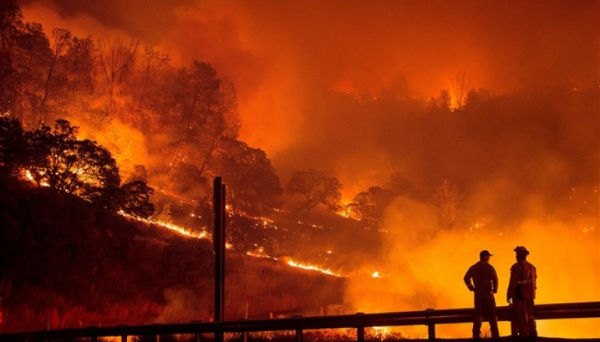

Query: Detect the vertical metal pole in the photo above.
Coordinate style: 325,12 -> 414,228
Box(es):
427,323 -> 436,340
425,308 -> 436,340
295,329 -> 303,342
355,312 -> 365,342
243,302 -> 249,342
213,177 -> 226,342
221,181 -> 226,304
356,327 -> 365,342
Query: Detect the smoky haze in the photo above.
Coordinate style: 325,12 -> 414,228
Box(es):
22,0 -> 599,155
18,0 -> 600,336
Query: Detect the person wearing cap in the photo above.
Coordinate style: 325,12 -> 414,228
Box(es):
507,246 -> 537,338
464,250 -> 500,339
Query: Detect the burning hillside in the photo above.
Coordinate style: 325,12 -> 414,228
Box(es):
0,0 -> 598,338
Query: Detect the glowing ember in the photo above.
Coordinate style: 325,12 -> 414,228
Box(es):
22,170 -> 49,187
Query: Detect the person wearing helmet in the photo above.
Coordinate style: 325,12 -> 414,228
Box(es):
464,250 -> 500,339
507,246 -> 538,338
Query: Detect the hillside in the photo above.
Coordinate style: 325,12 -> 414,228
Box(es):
0,176 -> 346,333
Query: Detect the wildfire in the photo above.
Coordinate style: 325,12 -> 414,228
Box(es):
23,170 -> 49,187
247,247 -> 273,259
370,326 -> 389,339
119,211 -> 211,240
247,250 -> 346,278
125,204 -> 346,279
283,257 -> 344,278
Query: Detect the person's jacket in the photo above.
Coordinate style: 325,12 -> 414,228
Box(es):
464,261 -> 498,293
507,260 -> 537,301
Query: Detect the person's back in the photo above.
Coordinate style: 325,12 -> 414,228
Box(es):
508,260 -> 536,300
464,250 -> 499,339
507,246 -> 537,338
466,261 -> 498,293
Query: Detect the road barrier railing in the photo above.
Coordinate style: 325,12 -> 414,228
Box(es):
1,301 -> 598,341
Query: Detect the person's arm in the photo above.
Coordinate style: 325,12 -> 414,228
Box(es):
491,266 -> 498,294
533,264 -> 537,290
464,266 -> 475,291
507,264 -> 517,303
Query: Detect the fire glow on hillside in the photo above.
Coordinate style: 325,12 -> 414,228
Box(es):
1,0 -> 597,338
126,209 -> 346,278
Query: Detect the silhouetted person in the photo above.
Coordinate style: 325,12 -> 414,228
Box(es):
464,250 -> 500,339
507,246 -> 537,339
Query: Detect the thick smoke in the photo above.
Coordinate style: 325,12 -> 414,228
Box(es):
344,195 -> 600,337
21,0 -> 599,158
18,1 -> 599,336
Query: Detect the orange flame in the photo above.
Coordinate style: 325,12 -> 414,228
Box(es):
283,257 -> 344,278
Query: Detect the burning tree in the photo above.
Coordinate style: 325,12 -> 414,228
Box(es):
0,117 -> 154,217
24,119 -> 120,199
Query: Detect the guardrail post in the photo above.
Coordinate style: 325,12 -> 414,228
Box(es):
356,326 -> 365,342
295,328 -> 303,342
213,177 -> 226,342
426,308 -> 435,340
121,334 -> 127,342
427,323 -> 435,340
356,312 -> 365,342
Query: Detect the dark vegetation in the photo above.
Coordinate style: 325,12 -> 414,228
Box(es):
0,116 -> 154,218
0,176 -> 346,333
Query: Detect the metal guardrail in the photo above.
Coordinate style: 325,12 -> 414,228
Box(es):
1,301 -> 598,341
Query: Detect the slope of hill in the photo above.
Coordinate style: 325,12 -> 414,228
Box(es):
0,176 -> 346,333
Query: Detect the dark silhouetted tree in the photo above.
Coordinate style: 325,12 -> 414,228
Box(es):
211,138 -> 282,216
452,72 -> 471,110
349,186 -> 396,229
0,113 -> 27,175
40,28 -> 71,110
286,169 -> 342,216
165,61 -> 240,178
437,89 -> 451,111
117,180 -> 155,218
25,119 -> 120,202
125,164 -> 148,184
433,179 -> 462,230
97,37 -> 139,112
0,0 -> 24,115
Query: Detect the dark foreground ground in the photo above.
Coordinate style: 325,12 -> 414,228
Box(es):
423,338 -> 599,342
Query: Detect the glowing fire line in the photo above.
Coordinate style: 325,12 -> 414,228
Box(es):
122,212 -> 345,277
284,258 -> 343,277
20,169 -> 348,278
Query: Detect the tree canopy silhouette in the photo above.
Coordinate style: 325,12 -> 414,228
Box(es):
286,169 -> 342,216
0,116 -> 154,217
